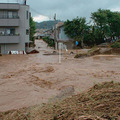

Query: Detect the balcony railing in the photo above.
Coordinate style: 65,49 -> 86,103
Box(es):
0,15 -> 19,19
0,34 -> 20,36
0,18 -> 19,26
0,35 -> 20,44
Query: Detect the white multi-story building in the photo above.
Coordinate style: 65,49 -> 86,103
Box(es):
0,2 -> 30,54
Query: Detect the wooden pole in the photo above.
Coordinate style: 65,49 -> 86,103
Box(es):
54,13 -> 57,50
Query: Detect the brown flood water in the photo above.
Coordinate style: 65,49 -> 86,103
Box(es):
0,40 -> 120,112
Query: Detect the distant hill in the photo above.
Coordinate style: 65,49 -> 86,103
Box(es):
35,20 -> 62,29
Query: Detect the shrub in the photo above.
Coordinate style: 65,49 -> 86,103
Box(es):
111,42 -> 120,48
43,37 -> 55,47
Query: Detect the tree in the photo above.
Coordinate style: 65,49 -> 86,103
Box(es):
64,9 -> 120,47
30,17 -> 36,42
91,9 -> 120,42
64,17 -> 88,48
84,25 -> 96,46
91,9 -> 111,42
108,12 -> 120,38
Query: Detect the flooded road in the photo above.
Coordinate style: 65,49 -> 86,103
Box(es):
0,40 -> 120,112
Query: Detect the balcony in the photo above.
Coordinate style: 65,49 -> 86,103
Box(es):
0,4 -> 20,10
0,35 -> 20,44
0,16 -> 19,26
0,15 -> 19,19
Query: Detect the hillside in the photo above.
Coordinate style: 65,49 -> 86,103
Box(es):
0,81 -> 120,120
35,20 -> 62,29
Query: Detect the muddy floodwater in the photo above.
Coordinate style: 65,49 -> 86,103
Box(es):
0,40 -> 120,112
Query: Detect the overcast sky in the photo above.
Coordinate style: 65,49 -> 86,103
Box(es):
27,0 -> 120,22
1,0 -> 120,22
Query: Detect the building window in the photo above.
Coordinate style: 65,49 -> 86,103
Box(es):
0,45 -> 1,54
0,28 -> 15,36
26,29 -> 29,35
29,12 -> 31,18
12,11 -> 18,18
0,11 -> 18,19
26,11 -> 29,19
8,11 -> 13,19
3,11 -> 7,18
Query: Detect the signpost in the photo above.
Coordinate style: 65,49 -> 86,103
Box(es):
58,43 -> 68,63
59,43 -> 62,64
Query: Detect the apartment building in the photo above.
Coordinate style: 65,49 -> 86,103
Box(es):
0,3 -> 30,54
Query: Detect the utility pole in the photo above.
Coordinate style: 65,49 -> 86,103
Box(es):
54,13 -> 57,50
25,0 -> 27,5
16,0 -> 18,3
81,30 -> 84,49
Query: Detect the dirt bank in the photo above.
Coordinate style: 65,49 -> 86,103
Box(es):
0,40 -> 120,112
74,47 -> 120,58
0,82 -> 120,120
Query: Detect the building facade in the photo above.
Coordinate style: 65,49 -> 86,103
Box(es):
0,3 -> 30,54
56,23 -> 74,49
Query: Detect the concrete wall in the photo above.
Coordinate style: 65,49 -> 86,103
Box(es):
0,19 -> 19,26
0,36 -> 20,44
57,26 -> 74,49
0,3 -> 20,10
58,26 -> 70,41
15,4 -> 30,51
0,43 -> 20,54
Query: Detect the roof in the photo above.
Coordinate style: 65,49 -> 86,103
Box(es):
56,22 -> 64,28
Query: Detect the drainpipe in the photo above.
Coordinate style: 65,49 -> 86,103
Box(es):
4,44 -> 6,54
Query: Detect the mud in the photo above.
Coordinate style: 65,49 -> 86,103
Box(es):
0,40 -> 120,112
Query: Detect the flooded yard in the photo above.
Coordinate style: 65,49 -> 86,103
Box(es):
0,40 -> 120,112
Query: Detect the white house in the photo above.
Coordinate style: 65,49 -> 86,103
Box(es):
56,22 -> 74,49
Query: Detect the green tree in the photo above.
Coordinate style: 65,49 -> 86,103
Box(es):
64,17 -> 88,48
64,9 -> 120,47
84,25 -> 96,46
91,9 -> 120,42
30,17 -> 36,42
91,9 -> 111,42
108,12 -> 120,38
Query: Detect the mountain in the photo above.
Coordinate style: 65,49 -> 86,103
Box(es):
35,20 -> 62,29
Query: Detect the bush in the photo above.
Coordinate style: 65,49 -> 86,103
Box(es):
43,37 -> 55,47
111,42 -> 120,48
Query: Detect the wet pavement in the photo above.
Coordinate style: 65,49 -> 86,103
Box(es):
0,40 -> 120,112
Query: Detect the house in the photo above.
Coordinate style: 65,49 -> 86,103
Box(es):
34,29 -> 53,39
0,2 -> 30,54
56,22 -> 74,50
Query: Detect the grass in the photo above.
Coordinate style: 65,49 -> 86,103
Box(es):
0,81 -> 120,120
75,46 -> 100,58
111,42 -> 120,48
74,53 -> 88,58
88,46 -> 98,53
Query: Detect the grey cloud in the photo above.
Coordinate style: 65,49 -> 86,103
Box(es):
27,0 -> 120,21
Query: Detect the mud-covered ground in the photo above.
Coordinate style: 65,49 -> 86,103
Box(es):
0,40 -> 120,112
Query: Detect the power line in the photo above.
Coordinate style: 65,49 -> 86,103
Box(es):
30,7 -> 53,20
30,7 -> 42,15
